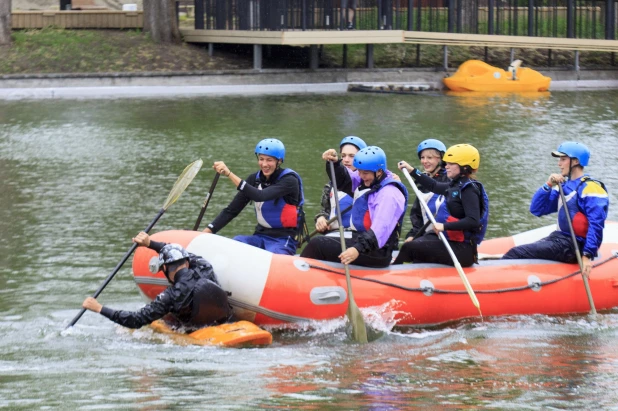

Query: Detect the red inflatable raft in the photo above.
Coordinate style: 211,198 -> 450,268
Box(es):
132,222 -> 618,327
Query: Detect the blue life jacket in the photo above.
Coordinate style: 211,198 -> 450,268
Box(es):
349,177 -> 409,237
254,168 -> 305,230
435,180 -> 489,245
557,176 -> 608,240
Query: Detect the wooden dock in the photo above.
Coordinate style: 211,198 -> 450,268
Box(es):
12,11 -> 143,29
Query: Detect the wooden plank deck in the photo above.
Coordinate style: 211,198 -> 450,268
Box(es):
181,29 -> 403,45
181,29 -> 618,52
12,11 -> 143,29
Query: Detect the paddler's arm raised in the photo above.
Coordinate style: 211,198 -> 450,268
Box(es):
398,161 -> 449,194
203,169 -> 252,234
322,149 -> 353,195
133,231 -> 166,253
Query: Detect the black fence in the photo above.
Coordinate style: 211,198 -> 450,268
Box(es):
193,0 -> 617,39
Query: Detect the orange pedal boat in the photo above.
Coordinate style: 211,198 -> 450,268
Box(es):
133,223 -> 618,327
443,59 -> 551,92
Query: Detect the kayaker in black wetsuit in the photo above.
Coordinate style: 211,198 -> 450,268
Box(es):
82,232 -> 234,332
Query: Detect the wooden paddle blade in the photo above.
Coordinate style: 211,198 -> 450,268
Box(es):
347,300 -> 368,344
163,159 -> 203,210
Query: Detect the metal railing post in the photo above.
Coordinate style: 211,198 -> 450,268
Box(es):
488,0 -> 494,34
567,0 -> 574,38
195,0 -> 205,29
528,0 -> 534,36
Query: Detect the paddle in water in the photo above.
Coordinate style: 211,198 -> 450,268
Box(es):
66,159 -> 203,329
329,161 -> 368,343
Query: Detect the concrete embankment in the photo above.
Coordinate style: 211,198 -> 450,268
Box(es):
1,68 -> 617,99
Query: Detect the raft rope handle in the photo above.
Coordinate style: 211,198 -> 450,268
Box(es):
307,253 -> 617,295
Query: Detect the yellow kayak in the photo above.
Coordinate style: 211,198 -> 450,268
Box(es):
150,320 -> 273,347
443,59 -> 551,92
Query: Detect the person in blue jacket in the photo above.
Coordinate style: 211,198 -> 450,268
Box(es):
314,136 -> 367,235
502,142 -> 609,278
82,234 -> 233,331
402,139 -> 450,243
203,138 -> 306,255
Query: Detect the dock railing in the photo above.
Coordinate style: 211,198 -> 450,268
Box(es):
192,0 -> 616,40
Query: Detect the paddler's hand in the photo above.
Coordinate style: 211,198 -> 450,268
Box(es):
132,231 -> 150,247
547,173 -> 564,187
582,255 -> 593,279
322,149 -> 338,162
433,223 -> 445,234
404,236 -> 414,243
391,174 -> 401,182
82,297 -> 102,313
339,247 -> 360,265
398,161 -> 414,173
315,216 -> 330,233
202,227 -> 213,234
213,161 -> 231,177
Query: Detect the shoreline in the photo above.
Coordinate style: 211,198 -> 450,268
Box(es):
1,67 -> 617,99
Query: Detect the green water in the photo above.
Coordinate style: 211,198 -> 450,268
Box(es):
1,91 -> 617,409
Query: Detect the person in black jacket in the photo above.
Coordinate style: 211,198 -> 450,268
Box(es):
82,232 -> 233,332
203,138 -> 306,255
393,144 -> 489,267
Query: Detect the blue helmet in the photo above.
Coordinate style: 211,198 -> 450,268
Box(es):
353,146 -> 387,173
339,136 -> 367,151
417,139 -> 446,159
255,138 -> 285,162
551,141 -> 590,167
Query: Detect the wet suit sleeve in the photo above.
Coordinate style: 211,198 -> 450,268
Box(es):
315,182 -> 332,222
99,289 -> 174,329
207,173 -> 253,234
529,184 -> 559,217
353,230 -> 380,254
238,173 -> 300,204
148,240 -> 166,253
325,160 -> 353,196
443,184 -> 481,232
409,169 -> 450,195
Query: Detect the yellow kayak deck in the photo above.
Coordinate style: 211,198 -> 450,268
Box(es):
150,320 -> 273,347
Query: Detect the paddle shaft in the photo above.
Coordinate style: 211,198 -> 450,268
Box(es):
193,173 -> 220,231
329,161 -> 368,343
557,183 -> 597,315
66,208 -> 165,329
402,168 -> 482,316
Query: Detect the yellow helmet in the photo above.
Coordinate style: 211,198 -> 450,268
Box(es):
443,144 -> 480,169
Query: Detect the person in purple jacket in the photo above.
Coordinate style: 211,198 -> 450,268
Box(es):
300,146 -> 408,268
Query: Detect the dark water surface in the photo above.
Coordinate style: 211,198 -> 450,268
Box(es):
1,91 -> 618,409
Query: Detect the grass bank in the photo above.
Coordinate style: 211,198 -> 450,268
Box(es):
0,28 -> 615,75
0,28 -> 251,74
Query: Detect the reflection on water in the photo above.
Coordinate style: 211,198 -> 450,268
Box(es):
1,91 -> 618,409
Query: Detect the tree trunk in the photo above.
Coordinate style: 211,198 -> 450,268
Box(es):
0,0 -> 11,46
143,0 -> 181,44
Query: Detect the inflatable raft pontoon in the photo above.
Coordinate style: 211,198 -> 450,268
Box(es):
132,223 -> 618,327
